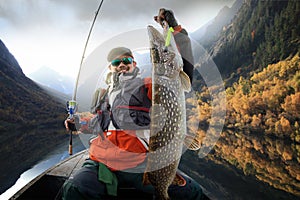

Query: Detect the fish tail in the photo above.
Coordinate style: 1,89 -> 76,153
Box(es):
184,134 -> 202,150
179,70 -> 191,92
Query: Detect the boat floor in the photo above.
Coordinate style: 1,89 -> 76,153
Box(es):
10,150 -> 211,200
10,150 -> 156,200
10,150 -> 88,200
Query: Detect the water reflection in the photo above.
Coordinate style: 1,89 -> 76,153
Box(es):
1,134 -> 297,200
0,135 -> 86,200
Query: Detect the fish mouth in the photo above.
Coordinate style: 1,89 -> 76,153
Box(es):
147,25 -> 180,73
147,25 -> 164,47
147,25 -> 156,42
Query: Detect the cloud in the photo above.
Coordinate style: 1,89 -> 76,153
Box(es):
0,0 -> 235,77
0,0 -> 90,31
1,0 -> 235,32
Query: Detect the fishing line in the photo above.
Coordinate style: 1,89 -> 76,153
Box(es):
67,0 -> 105,155
73,0 -> 105,101
59,0 -> 105,197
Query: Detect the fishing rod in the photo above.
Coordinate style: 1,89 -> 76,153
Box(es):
66,0 -> 105,155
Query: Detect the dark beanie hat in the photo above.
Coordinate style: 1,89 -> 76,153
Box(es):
107,47 -> 133,62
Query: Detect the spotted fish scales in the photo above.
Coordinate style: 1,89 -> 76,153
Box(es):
143,25 -> 191,200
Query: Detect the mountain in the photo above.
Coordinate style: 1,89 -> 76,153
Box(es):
0,40 -> 66,129
190,0 -> 243,44
0,39 -> 68,193
37,83 -> 71,105
29,66 -> 74,96
211,55 -> 300,196
203,0 -> 300,85
190,0 -> 300,197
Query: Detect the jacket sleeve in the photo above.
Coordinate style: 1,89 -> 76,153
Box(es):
144,77 -> 152,100
173,25 -> 194,84
90,87 -> 108,114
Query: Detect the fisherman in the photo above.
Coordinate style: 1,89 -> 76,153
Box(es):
63,9 -> 203,200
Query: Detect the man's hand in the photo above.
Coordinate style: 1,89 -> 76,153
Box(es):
64,118 -> 71,131
154,8 -> 178,28
64,116 -> 79,132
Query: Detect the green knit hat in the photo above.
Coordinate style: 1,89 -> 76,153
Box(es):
107,47 -> 133,62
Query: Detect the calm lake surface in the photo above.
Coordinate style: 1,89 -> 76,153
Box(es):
180,151 -> 298,200
0,134 -> 88,200
1,134 -> 298,200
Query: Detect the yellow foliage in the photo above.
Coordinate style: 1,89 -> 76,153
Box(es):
194,55 -> 300,195
282,149 -> 293,161
252,138 -> 264,153
281,92 -> 300,119
251,114 -> 261,127
275,116 -> 292,135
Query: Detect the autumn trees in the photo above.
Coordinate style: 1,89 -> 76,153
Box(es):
189,55 -> 300,195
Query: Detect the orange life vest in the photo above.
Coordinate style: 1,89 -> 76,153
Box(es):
89,130 -> 147,171
89,77 -> 152,171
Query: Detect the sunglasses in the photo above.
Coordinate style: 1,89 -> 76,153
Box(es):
111,57 -> 133,67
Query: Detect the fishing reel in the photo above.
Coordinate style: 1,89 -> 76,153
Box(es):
66,100 -> 77,118
66,100 -> 78,131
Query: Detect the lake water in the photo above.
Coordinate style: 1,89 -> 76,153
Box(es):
180,151 -> 298,200
1,134 -> 298,200
0,134 -> 90,200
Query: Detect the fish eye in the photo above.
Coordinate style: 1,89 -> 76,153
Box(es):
163,46 -> 168,53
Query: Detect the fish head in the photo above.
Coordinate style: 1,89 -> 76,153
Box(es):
147,25 -> 183,79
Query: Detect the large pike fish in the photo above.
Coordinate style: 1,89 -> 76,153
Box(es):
143,25 -> 191,200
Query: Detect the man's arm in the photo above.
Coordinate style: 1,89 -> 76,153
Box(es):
154,8 -> 194,83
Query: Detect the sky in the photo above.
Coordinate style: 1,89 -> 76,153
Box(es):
0,0 -> 235,79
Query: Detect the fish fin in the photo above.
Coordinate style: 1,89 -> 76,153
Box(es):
179,70 -> 191,92
184,135 -> 201,151
143,172 -> 151,185
172,173 -> 186,186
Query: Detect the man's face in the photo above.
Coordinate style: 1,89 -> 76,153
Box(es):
110,56 -> 135,74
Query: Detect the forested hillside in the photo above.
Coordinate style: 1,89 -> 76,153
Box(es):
200,0 -> 300,86
0,39 -> 68,193
190,0 -> 300,197
191,54 -> 300,196
0,40 -> 65,131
